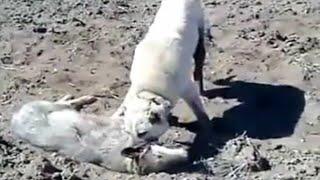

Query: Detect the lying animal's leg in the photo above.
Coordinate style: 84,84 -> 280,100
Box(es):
193,28 -> 206,95
56,95 -> 97,109
150,145 -> 187,157
57,94 -> 74,102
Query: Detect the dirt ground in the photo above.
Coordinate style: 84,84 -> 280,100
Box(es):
1,0 -> 320,179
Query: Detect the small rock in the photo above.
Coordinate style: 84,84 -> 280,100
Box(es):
217,47 -> 224,53
239,2 -> 249,8
273,144 -> 285,150
0,56 -> 13,64
72,18 -> 86,27
274,31 -> 287,41
51,172 -> 62,180
267,39 -> 279,48
299,168 -> 306,174
33,27 -> 47,34
90,68 -> 97,74
52,68 -> 58,74
306,167 -> 318,176
102,0 -> 109,4
68,174 -> 82,180
37,49 -> 44,56
287,158 -> 301,165
38,159 -> 62,178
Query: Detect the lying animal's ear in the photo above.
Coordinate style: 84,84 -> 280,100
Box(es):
121,147 -> 139,158
121,141 -> 149,158
121,146 -> 144,159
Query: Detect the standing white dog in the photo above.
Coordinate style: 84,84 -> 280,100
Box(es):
112,0 -> 210,141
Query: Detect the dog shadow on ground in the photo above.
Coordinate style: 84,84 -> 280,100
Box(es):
168,76 -> 306,173
204,76 -> 306,139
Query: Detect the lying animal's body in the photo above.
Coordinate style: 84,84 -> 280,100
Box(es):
112,0 -> 209,141
11,96 -> 190,174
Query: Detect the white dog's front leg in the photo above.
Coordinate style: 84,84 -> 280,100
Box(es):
111,86 -> 136,120
181,83 -> 213,140
181,81 -> 210,125
193,28 -> 206,95
182,84 -> 208,119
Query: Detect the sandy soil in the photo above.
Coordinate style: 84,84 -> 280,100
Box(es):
1,0 -> 320,179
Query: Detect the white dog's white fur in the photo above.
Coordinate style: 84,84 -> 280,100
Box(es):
112,0 -> 209,140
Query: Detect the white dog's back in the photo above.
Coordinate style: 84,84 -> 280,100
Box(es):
130,0 -> 204,103
148,0 -> 203,43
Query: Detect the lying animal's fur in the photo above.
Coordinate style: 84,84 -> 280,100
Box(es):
112,0 -> 210,142
10,96 -> 191,174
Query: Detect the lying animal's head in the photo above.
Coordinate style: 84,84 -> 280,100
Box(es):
121,144 -> 188,174
120,91 -> 172,142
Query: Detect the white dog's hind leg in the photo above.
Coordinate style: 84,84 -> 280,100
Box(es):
193,28 -> 206,95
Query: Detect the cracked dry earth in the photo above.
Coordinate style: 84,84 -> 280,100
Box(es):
1,0 -> 320,179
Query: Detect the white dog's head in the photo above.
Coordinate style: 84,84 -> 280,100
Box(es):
120,91 -> 172,141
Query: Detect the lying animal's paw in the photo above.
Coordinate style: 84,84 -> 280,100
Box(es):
56,95 -> 97,109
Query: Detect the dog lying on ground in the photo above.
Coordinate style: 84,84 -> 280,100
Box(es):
11,95 -> 196,174
112,0 -> 210,143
